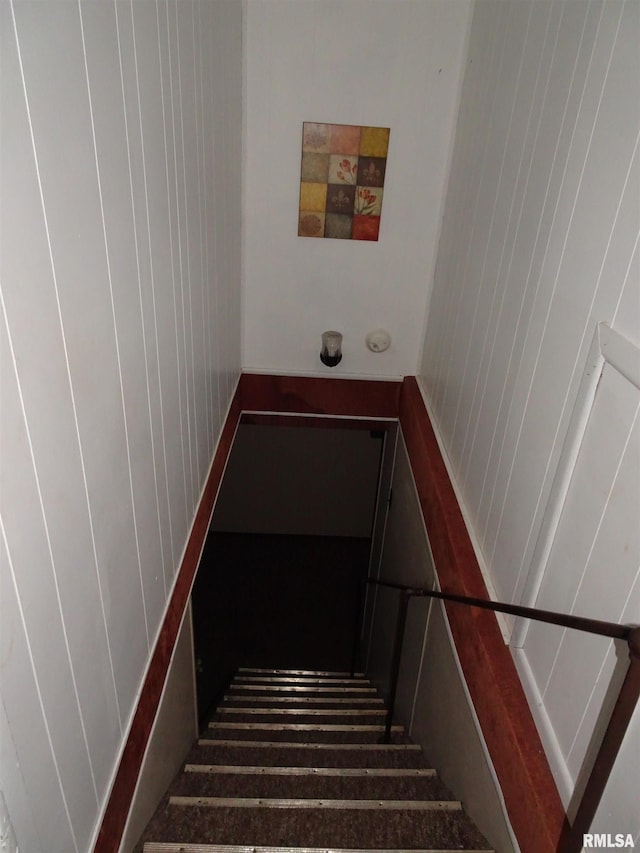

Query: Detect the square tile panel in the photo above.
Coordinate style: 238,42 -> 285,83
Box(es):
356,156 -> 386,188
299,122 -> 389,241
325,213 -> 353,239
352,215 -> 380,241
299,181 -> 328,212
329,123 -> 361,155
298,211 -> 325,238
354,186 -> 383,217
326,184 -> 356,215
328,155 -> 359,185
302,122 -> 331,153
359,126 -> 390,158
301,152 -> 330,183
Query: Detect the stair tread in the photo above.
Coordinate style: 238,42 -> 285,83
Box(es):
135,665 -> 491,853
226,685 -> 378,694
238,668 -> 366,677
144,845 -> 495,852
231,675 -> 371,687
170,796 -> 461,810
203,728 -> 407,745
208,720 -> 401,730
222,695 -> 384,705
214,707 -> 387,717
188,743 -> 428,769
138,804 -> 491,850
185,764 -> 437,775
170,770 -> 453,801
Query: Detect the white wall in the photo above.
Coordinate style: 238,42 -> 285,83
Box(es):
0,2 -> 242,851
419,0 -> 639,840
120,604 -> 197,853
242,0 -> 471,379
364,433 -> 517,853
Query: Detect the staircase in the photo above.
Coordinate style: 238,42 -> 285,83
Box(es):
136,667 -> 493,852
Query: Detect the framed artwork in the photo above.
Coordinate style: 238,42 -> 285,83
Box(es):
298,122 -> 390,241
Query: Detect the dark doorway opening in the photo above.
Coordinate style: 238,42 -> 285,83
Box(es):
191,418 -> 391,725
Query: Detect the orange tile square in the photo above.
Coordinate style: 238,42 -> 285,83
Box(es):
352,215 -> 380,241
330,124 -> 361,155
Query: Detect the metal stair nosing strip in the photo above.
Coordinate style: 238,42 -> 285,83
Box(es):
237,668 -> 366,677
232,676 -> 370,685
185,764 -> 437,777
207,722 -> 404,732
216,707 -> 387,716
168,796 -> 462,811
197,738 -> 421,750
222,695 -> 384,704
144,845 -> 495,853
226,685 -> 377,693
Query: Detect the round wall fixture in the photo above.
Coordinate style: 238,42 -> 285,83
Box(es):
365,329 -> 391,353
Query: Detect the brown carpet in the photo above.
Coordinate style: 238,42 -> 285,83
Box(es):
135,669 -> 493,852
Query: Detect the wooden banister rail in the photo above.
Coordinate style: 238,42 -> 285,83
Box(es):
357,577 -> 639,853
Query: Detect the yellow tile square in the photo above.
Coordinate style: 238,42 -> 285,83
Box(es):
359,127 -> 390,158
299,182 -> 327,212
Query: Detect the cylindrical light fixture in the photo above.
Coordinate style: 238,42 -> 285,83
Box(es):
320,330 -> 343,367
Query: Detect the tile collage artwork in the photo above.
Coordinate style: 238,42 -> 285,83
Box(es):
298,122 -> 390,242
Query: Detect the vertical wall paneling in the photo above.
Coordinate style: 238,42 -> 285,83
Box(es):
1,2 -> 123,821
84,0 -> 164,634
0,323 -> 93,852
206,2 -> 222,443
1,519 -> 76,853
211,0 -> 242,408
0,691 -> 41,853
1,1 -> 242,849
430,0 -> 513,425
419,0 -> 639,831
420,0 -> 639,623
178,1 -> 203,507
155,0 -> 191,539
167,0 -> 196,511
194,0 -> 211,468
11,0 -> 152,717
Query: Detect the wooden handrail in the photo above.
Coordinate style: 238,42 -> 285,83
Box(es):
358,577 -> 639,853
364,577 -> 633,640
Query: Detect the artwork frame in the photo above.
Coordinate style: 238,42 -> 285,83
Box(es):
298,122 -> 390,242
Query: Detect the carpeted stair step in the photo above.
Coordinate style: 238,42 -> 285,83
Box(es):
188,740 -> 426,769
221,696 -> 385,707
204,726 -> 406,744
226,675 -> 377,695
136,667 -> 493,852
234,676 -> 367,682
170,764 -> 453,800
215,707 -> 388,718
226,685 -> 379,696
140,804 -> 491,849
144,847 -> 495,853
238,666 -> 365,678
